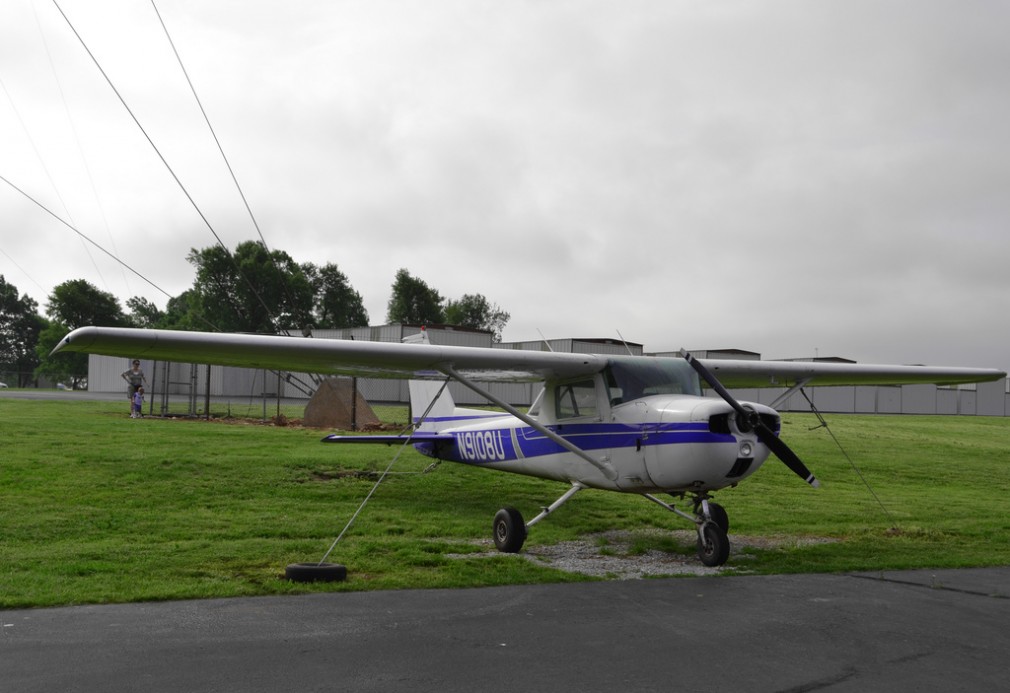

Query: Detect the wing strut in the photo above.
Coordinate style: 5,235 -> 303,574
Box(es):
438,366 -> 618,481
768,378 -> 812,410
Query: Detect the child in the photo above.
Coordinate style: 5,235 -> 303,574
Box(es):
131,386 -> 144,418
122,359 -> 147,415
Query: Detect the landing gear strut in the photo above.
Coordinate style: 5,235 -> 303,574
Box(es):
645,492 -> 733,567
492,483 -> 585,554
696,498 -> 729,534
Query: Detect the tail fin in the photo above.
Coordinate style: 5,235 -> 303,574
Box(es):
408,379 -> 457,433
403,327 -> 506,432
403,328 -> 455,432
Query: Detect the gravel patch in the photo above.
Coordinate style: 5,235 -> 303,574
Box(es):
448,530 -> 837,579
524,531 -> 723,578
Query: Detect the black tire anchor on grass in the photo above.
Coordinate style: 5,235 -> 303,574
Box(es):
285,562 -> 347,583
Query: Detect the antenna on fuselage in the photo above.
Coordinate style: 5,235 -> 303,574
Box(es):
536,329 -> 555,352
616,329 -> 634,356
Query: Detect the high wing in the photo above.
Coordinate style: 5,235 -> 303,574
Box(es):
699,358 -> 1006,389
54,326 -> 606,382
54,326 -> 1005,387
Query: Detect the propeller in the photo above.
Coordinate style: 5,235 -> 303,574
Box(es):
681,350 -> 820,488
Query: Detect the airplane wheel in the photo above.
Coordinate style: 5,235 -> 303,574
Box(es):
493,507 -> 527,553
697,523 -> 730,567
707,502 -> 729,534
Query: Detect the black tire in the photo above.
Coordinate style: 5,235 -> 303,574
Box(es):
492,507 -> 526,553
696,523 -> 730,567
706,502 -> 730,534
285,562 -> 348,583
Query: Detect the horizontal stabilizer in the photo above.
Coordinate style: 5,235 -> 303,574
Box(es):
321,432 -> 454,445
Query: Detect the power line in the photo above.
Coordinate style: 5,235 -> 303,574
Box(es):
52,0 -> 287,335
31,0 -> 129,296
51,0 -> 228,256
150,0 -> 312,338
149,0 -> 270,254
0,71 -> 106,288
0,172 -> 174,303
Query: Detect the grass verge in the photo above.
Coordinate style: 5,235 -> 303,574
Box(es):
2,397 -> 1008,607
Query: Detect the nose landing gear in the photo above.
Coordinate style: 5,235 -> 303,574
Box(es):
696,519 -> 730,567
694,497 -> 730,567
644,492 -> 732,567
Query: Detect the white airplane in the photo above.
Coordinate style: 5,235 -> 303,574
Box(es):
55,325 -> 1005,566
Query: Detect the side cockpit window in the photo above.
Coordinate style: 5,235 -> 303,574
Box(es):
555,380 -> 598,420
527,387 -> 544,418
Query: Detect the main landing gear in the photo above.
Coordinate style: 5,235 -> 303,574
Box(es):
491,484 -> 732,567
492,483 -> 584,554
492,507 -> 526,553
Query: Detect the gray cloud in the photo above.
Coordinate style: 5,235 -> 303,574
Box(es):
1,0 -> 1007,373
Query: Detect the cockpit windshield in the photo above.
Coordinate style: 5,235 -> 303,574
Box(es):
604,356 -> 702,405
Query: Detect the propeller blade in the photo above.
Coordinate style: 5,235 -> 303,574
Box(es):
680,351 -> 748,418
754,422 -> 820,488
681,350 -> 820,488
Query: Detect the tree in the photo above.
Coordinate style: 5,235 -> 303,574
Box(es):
34,318 -> 82,388
46,278 -> 127,329
126,296 -> 164,328
304,263 -> 368,328
444,293 -> 511,342
386,269 -> 445,324
187,241 -> 315,333
159,289 -> 209,331
37,279 -> 128,389
0,275 -> 44,386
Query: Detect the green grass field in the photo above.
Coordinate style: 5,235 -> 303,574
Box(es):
2,396 -> 1009,607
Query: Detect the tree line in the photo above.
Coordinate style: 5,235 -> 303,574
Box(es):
0,240 -> 510,388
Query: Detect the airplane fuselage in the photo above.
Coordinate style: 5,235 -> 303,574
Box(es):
413,394 -> 774,494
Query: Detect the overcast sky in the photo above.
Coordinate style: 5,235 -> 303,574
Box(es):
2,0 -> 1007,373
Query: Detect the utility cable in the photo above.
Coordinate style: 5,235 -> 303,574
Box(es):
0,71 -> 106,288
0,247 -> 46,296
51,0 -> 227,259
31,0 -> 129,295
151,0 -> 314,340
48,2 -> 322,399
52,0 -> 282,337
149,0 -> 268,255
0,173 -> 178,303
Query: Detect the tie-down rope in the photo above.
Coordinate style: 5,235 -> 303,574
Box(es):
317,378 -> 451,565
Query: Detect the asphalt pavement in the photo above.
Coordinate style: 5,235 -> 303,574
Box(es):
2,567 -> 1008,692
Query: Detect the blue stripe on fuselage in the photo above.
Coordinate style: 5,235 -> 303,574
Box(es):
414,421 -> 732,465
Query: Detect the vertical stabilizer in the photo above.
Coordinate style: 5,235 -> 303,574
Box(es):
404,328 -> 456,432
403,327 -> 505,432
408,379 -> 457,432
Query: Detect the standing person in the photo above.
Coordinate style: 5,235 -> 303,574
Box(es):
131,386 -> 145,419
121,360 -> 147,415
